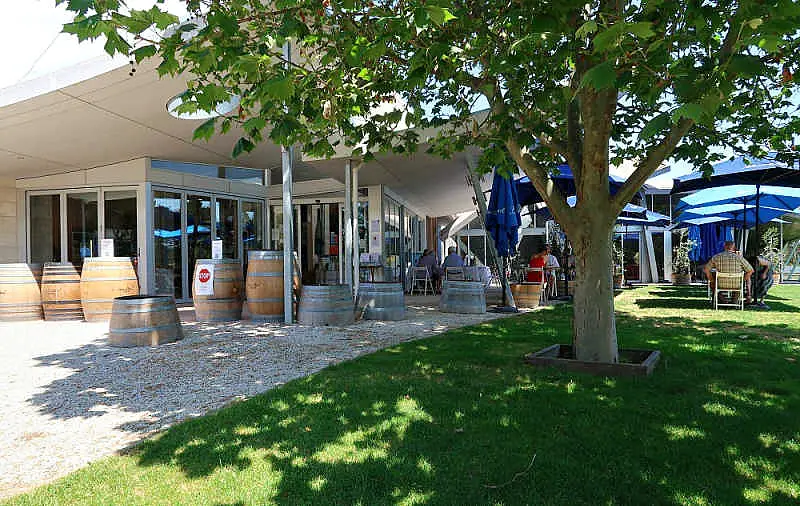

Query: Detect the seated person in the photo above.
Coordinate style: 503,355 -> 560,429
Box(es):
543,244 -> 560,287
750,255 -> 774,309
416,248 -> 441,283
442,246 -> 465,270
704,241 -> 754,304
527,247 -> 547,283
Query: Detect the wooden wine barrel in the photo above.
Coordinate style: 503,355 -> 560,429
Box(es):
297,284 -> 355,325
80,257 -> 139,322
357,282 -> 405,320
108,295 -> 183,347
192,259 -> 243,321
0,263 -> 43,321
42,263 -> 83,321
511,283 -> 542,308
567,280 -> 576,296
439,280 -> 486,314
245,250 -> 301,322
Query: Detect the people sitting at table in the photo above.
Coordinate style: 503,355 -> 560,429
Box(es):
442,246 -> 464,270
703,241 -> 754,304
527,247 -> 547,282
750,255 -> 774,309
416,248 -> 441,285
543,244 -> 560,288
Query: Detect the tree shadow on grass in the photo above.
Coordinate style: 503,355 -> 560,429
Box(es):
109,305 -> 800,506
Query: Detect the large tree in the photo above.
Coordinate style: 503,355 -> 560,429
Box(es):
60,0 -> 800,362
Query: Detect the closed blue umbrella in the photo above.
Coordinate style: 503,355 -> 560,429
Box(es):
486,170 -> 522,257
687,225 -> 703,262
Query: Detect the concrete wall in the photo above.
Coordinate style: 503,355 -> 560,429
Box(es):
0,178 -> 18,262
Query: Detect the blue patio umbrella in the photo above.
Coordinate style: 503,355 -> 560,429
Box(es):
486,170 -> 522,257
615,209 -> 671,227
686,222 -> 735,263
674,204 -> 794,225
675,185 -> 800,213
534,196 -> 652,222
515,164 -> 626,206
687,225 -> 703,262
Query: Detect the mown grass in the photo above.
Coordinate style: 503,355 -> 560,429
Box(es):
5,285 -> 800,505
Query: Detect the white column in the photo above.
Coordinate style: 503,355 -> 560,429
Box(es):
351,163 -> 360,297
663,230 -> 673,280
281,42 -> 295,323
343,159 -> 353,293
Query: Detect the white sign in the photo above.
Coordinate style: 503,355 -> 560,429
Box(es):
211,240 -> 223,259
194,263 -> 215,296
370,219 -> 380,233
100,239 -> 115,257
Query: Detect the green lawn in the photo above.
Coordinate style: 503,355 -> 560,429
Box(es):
6,285 -> 800,506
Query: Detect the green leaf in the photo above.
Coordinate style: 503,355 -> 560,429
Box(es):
671,103 -> 706,123
243,117 -> 266,135
424,6 -> 457,26
132,45 -> 157,63
579,61 -> 617,90
193,118 -> 216,142
640,113 -> 670,140
747,18 -> 763,30
627,22 -> 655,38
575,20 -> 598,39
592,23 -> 624,52
232,137 -> 255,158
263,75 -> 295,100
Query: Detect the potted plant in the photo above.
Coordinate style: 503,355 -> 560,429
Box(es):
672,231 -> 695,285
612,239 -> 624,289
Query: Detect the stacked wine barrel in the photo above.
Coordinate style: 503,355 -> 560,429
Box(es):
0,263 -> 43,321
41,263 -> 83,320
80,257 -> 139,322
192,259 -> 243,321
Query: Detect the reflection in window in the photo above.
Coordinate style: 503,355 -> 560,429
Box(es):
187,194 -> 212,268
104,190 -> 137,258
30,195 -> 61,263
241,200 -> 263,267
154,191 -> 182,298
216,198 -> 238,258
67,192 -> 98,263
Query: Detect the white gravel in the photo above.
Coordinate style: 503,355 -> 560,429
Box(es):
0,298 -> 523,498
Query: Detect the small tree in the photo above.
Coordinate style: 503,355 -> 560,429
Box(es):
59,0 -> 800,363
672,231 -> 695,277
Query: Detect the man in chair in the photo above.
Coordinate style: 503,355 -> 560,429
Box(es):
704,241 -> 754,305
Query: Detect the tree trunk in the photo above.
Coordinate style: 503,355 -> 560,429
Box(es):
571,220 -> 619,363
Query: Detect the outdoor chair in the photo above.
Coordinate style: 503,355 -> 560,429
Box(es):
410,267 -> 433,295
713,271 -> 745,310
445,267 -> 465,281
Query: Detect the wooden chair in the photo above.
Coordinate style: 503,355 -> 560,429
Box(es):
410,267 -> 433,295
713,271 -> 745,310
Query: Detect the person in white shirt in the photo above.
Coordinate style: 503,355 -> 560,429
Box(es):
544,245 -> 560,292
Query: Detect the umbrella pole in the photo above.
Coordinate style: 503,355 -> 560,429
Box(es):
753,184 -> 761,300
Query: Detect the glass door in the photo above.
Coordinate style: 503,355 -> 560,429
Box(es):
103,190 -> 138,258
215,197 -> 238,258
29,194 -> 61,263
153,190 -> 183,298
241,200 -> 264,270
66,192 -> 99,263
187,194 -> 212,270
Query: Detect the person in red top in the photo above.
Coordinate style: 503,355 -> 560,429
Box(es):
527,247 -> 547,282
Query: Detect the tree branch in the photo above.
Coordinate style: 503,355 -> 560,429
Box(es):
506,138 -> 575,233
611,117 -> 694,212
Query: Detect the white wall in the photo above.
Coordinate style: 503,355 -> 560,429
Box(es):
0,179 -> 18,262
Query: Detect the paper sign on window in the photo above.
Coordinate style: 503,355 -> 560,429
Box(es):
195,264 -> 215,296
211,240 -> 223,259
100,239 -> 115,257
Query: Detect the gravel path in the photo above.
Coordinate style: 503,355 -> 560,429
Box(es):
0,301 -> 521,498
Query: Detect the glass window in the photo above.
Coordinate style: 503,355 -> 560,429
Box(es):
357,201 -> 369,254
30,195 -> 61,263
154,191 -> 182,298
241,201 -> 264,264
150,160 -> 264,185
215,198 -> 239,259
270,205 -> 284,249
187,194 -> 212,269
104,190 -> 137,258
67,192 -> 99,263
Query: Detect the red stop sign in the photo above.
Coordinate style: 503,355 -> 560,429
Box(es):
198,268 -> 211,283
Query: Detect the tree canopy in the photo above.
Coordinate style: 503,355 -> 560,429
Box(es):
59,0 -> 800,362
